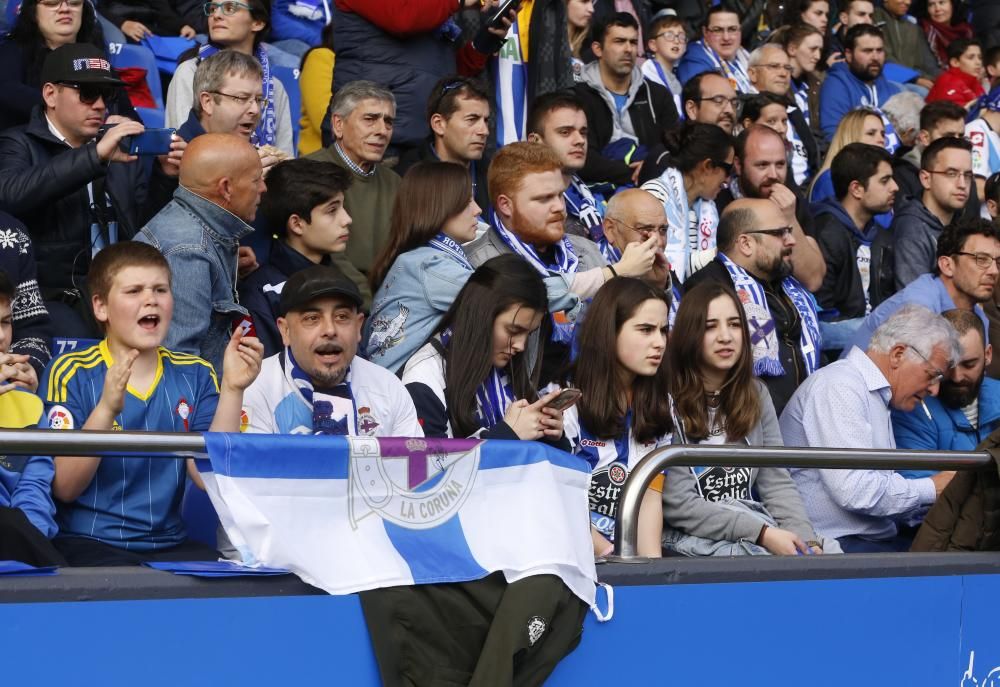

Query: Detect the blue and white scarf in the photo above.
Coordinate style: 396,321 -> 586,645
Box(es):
491,210 -> 579,277
564,176 -> 604,241
696,41 -> 755,94
717,253 -> 820,377
792,78 -> 811,124
438,331 -> 513,429
644,167 -> 719,283
199,42 -> 276,147
428,232 -> 473,270
597,237 -> 621,263
285,347 -> 355,434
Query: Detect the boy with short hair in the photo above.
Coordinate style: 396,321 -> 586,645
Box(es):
926,39 -> 986,108
0,271 -> 63,566
43,243 -> 263,566
641,13 -> 686,115
239,158 -> 359,357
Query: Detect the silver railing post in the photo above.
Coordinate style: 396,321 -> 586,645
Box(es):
0,428 -> 206,457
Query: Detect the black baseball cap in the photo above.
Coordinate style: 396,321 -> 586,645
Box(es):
40,44 -> 125,87
279,265 -> 363,316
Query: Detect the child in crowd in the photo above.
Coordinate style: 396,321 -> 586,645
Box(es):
43,243 -> 263,566
663,281 -> 833,556
641,12 -> 687,115
239,158 -> 357,357
401,255 -> 567,443
562,277 -> 673,559
927,38 -> 986,108
0,271 -> 63,566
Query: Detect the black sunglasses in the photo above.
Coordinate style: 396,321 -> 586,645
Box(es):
711,159 -> 734,175
59,82 -> 116,105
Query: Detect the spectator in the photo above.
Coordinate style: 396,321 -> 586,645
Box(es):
0,44 -> 178,338
812,143 -> 897,349
892,100 -> 967,206
297,24 -> 334,156
641,11 -> 687,114
574,12 -> 679,188
561,277 -> 671,558
43,242 -> 264,565
680,70 -> 738,135
0,0 -> 138,131
165,0 -> 295,157
239,264 -> 422,436
396,76 -> 492,214
780,304 -> 959,552
677,6 -> 754,94
986,170 -> 1000,219
270,0 -> 329,51
566,0 -> 595,81
0,270 -> 62,567
893,308 -> 1000,478
882,89 -> 927,167
598,189 -> 671,291
829,0 -> 875,58
239,158 -> 356,358
927,38 -> 986,108
740,92 -> 789,138
402,255 -> 566,443
819,25 -> 902,144
843,219 -> 1000,353
96,0 -> 196,41
874,0 -> 941,91
809,107 -> 886,203
966,87 -> 1000,206
136,133 -> 265,373
920,0 -> 974,69
783,0 -> 830,39
306,82 -> 398,283
0,211 -> 50,377
664,280 -> 832,556
641,122 -> 734,284
685,198 -> 821,416
526,91 -> 604,240
893,137 -> 974,288
717,126 -> 826,292
986,46 -> 1000,90
772,23 -> 825,141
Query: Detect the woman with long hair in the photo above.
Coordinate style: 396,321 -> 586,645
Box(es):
770,23 -> 825,133
566,0 -> 594,80
663,281 -> 831,556
920,0 -> 974,69
808,107 -> 886,203
400,255 -> 566,443
562,277 -> 673,558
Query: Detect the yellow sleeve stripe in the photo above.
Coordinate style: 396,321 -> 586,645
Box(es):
160,349 -> 220,392
50,352 -> 106,403
46,345 -> 102,402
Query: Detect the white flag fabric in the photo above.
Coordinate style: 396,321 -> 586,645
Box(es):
196,433 -> 598,605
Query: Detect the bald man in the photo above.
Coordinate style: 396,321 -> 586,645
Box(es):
600,189 -> 671,291
685,198 -> 822,415
137,133 -> 266,372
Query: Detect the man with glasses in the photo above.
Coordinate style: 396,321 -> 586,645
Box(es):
598,188 -> 670,291
893,138 -> 974,289
780,304 -> 960,553
844,219 -> 1000,355
0,44 -> 177,337
892,100 -> 970,210
686,197 -> 822,415
677,6 -> 754,94
680,70 -> 738,134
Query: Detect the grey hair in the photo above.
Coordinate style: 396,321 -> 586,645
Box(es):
747,43 -> 785,68
330,80 -> 396,120
192,50 -> 263,116
881,91 -> 924,138
868,304 -> 961,363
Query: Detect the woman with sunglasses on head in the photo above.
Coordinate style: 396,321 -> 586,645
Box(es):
400,254 -> 568,445
662,281 -> 834,556
0,0 -> 139,130
560,277 -> 673,558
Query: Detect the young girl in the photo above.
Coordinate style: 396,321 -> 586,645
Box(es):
663,281 -> 832,556
401,255 -> 566,442
562,278 -> 673,558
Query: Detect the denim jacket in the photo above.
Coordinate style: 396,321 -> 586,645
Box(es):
136,185 -> 252,373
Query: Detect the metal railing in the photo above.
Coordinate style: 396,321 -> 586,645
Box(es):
612,445 -> 994,559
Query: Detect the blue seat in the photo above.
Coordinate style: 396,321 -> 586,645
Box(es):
182,479 -> 220,548
271,64 -> 301,152
109,43 -> 165,111
137,106 -> 164,128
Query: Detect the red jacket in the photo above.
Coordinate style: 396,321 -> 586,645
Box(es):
927,66 -> 986,108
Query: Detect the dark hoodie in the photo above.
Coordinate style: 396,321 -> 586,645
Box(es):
891,197 -> 950,290
812,197 -> 895,321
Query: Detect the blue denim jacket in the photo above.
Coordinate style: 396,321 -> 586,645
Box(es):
136,185 -> 252,373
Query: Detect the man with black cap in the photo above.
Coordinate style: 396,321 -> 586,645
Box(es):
0,43 -> 183,337
238,264 -> 422,437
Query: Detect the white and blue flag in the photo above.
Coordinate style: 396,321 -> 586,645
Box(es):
197,434 -> 598,604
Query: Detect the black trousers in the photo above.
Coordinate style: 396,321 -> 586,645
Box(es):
54,536 -> 218,567
0,506 -> 66,567
360,572 -> 588,687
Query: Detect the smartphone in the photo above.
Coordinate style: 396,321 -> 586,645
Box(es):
544,388 -> 582,411
232,313 -> 257,339
125,128 -> 176,156
487,0 -> 520,30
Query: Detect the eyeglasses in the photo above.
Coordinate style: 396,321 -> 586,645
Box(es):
747,226 -> 794,239
653,30 -> 687,42
711,159 -> 734,175
38,0 -> 84,8
706,26 -> 741,35
906,344 -> 946,385
209,90 -> 268,109
58,82 -> 115,105
925,168 -> 974,183
612,219 -> 669,237
954,251 -> 1000,270
758,63 -> 794,74
696,95 -> 740,110
203,1 -> 251,16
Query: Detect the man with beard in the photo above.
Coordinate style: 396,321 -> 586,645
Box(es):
574,12 -> 678,187
240,264 -> 421,436
677,6 -> 755,94
893,309 -> 1000,479
716,125 -> 826,292
844,219 -> 1000,354
819,25 -> 902,144
681,70 -> 738,135
685,197 -> 822,415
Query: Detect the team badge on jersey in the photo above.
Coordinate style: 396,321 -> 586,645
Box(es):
240,408 -> 250,433
357,406 -> 379,436
47,405 -> 74,430
176,398 -> 192,431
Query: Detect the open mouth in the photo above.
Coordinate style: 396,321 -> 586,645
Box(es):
138,315 -> 160,331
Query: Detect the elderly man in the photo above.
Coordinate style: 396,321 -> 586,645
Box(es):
598,188 -> 670,290
681,70 -> 739,135
780,304 -> 960,552
677,6 -> 754,94
307,80 -> 399,283
137,134 -> 266,373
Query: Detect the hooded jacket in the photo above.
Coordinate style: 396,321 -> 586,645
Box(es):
818,61 -> 902,142
891,197 -> 952,290
574,61 -> 678,186
812,197 -> 895,321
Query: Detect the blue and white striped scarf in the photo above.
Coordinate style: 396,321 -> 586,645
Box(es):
564,176 -> 604,241
439,331 -> 513,430
696,41 -> 755,94
491,210 -> 579,277
428,233 -> 473,270
198,42 -> 276,147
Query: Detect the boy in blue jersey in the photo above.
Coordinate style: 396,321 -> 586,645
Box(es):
43,243 -> 263,566
0,271 -> 64,566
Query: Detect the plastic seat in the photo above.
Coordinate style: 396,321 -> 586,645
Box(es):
109,43 -> 165,111
271,63 -> 302,152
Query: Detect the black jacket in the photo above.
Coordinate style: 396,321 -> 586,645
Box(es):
396,141 -> 492,215
0,211 -> 52,376
788,105 -> 820,181
0,108 -> 150,295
